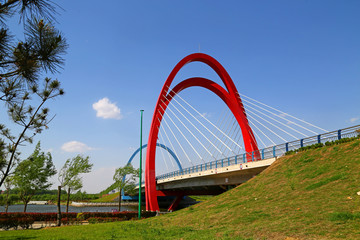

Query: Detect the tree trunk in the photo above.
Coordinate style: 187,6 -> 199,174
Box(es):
23,201 -> 28,212
57,185 -> 62,226
5,189 -> 9,213
66,187 -> 71,213
118,188 -> 122,212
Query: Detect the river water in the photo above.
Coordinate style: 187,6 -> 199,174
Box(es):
0,204 -> 137,213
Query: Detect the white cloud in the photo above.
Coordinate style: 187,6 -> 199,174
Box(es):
61,141 -> 93,153
350,117 -> 359,123
92,97 -> 123,120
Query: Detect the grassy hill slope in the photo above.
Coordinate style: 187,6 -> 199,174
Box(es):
2,138 -> 360,239
155,138 -> 360,239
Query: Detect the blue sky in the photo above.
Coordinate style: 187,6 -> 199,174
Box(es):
2,0 -> 360,193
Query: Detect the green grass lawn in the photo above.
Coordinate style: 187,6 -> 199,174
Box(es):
2,138 -> 360,239
91,192 -> 118,203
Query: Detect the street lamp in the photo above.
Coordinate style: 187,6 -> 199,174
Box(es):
138,110 -> 144,219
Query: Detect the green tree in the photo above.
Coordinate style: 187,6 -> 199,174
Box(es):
113,164 -> 139,211
0,175 -> 17,213
0,0 -> 67,188
13,141 -> 56,212
58,155 -> 93,213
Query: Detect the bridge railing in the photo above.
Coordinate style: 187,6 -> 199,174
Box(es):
156,125 -> 360,180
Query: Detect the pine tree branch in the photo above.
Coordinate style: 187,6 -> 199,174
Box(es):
0,93 -> 46,187
0,0 -> 19,11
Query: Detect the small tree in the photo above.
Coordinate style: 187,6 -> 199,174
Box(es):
13,142 -> 56,212
1,175 -> 17,213
58,155 -> 92,214
113,164 -> 139,211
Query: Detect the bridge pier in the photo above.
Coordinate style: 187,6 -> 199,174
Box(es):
168,195 -> 184,212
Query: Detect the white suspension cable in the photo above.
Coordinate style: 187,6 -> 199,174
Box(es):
198,106 -> 227,162
248,120 -> 268,148
244,103 -> 310,138
161,100 -> 207,163
168,89 -> 243,151
157,114 -> 192,166
239,93 -> 327,132
227,117 -> 243,154
157,135 -> 170,172
157,131 -> 176,169
164,97 -> 221,160
158,105 -> 198,165
157,121 -> 183,166
246,108 -> 298,140
222,114 -> 239,157
247,114 -> 286,144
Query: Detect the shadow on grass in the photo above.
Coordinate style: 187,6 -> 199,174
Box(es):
0,236 -> 36,240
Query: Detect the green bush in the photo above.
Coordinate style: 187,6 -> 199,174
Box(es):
285,136 -> 359,156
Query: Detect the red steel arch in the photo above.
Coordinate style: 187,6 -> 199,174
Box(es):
145,53 -> 259,211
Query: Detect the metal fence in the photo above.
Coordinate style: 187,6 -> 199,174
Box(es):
156,125 -> 360,180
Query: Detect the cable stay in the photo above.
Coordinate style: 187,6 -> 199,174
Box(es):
157,135 -> 170,172
157,131 -> 176,169
161,100 -> 209,163
168,89 -> 244,151
243,102 -> 310,138
247,114 -> 288,143
163,98 -> 222,161
239,93 -> 327,133
158,105 -> 199,165
157,114 -> 193,166
247,118 -> 276,147
245,108 -> 298,140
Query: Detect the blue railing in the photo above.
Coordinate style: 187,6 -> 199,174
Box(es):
156,125 -> 360,180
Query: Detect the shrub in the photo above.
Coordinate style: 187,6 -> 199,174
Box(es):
0,214 -> 34,230
0,211 -> 156,229
87,217 -> 119,224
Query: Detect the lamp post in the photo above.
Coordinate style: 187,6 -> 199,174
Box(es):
138,110 -> 144,219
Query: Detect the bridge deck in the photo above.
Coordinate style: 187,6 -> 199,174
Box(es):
156,157 -> 277,193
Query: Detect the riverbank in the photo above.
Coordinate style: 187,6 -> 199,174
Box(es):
0,220 -> 90,231
0,203 -> 137,213
70,201 -> 138,207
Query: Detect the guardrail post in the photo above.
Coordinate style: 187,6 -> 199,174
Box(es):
235,155 -> 237,164
216,160 -> 218,168
262,149 -> 264,159
285,143 -> 289,152
273,146 -> 276,157
300,139 -> 304,148
317,134 -> 321,143
228,157 -> 230,166
221,159 -> 223,167
243,153 -> 246,163
338,129 -> 341,140
210,162 -> 212,169
252,151 -> 254,161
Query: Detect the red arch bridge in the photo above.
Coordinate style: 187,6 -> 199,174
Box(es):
129,53 -> 360,212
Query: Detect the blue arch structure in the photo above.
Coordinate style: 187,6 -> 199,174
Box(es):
121,143 -> 182,200
126,143 -> 182,171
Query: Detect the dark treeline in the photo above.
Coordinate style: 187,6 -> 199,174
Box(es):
0,190 -> 98,204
